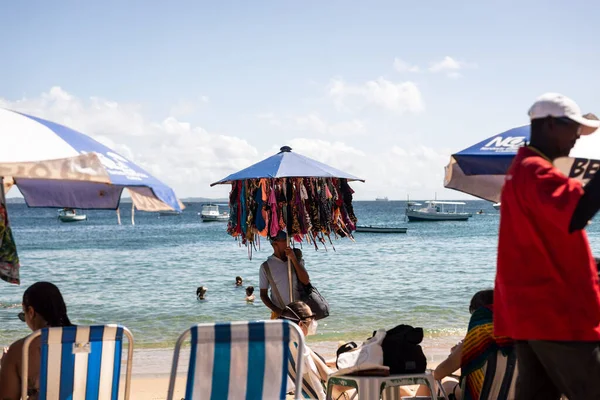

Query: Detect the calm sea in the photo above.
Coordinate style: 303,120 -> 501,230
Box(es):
2,200 -> 599,350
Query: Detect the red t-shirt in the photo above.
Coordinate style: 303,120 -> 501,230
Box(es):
495,146 -> 600,341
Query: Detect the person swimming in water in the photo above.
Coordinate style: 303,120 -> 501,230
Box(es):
196,286 -> 207,300
245,286 -> 255,302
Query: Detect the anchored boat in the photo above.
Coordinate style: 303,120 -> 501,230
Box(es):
199,204 -> 229,222
406,201 -> 472,222
355,226 -> 407,233
58,208 -> 87,223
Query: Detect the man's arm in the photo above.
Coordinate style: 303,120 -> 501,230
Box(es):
285,248 -> 310,284
260,289 -> 283,316
570,171 -> 600,232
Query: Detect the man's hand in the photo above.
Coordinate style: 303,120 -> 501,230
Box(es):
284,247 -> 296,260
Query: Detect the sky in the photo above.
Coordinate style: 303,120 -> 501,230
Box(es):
2,1 -> 600,200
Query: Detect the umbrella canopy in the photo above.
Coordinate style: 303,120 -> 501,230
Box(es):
211,146 -> 364,248
210,146 -> 364,186
444,125 -> 599,202
0,108 -> 182,212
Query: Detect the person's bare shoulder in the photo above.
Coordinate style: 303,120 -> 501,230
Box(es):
2,338 -> 25,366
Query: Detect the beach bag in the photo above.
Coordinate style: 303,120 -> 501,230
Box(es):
381,324 -> 427,374
298,281 -> 330,320
335,329 -> 389,376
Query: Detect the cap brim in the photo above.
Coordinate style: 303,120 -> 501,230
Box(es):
569,115 -> 600,135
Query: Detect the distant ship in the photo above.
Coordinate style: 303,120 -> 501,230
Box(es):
375,197 -> 389,202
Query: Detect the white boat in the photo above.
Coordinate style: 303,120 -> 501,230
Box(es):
375,197 -> 389,202
199,204 -> 229,222
57,209 -> 87,222
492,203 -> 501,211
355,226 -> 407,233
406,201 -> 472,222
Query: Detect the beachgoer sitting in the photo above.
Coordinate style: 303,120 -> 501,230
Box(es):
0,282 -> 74,400
235,276 -> 243,286
415,289 -> 515,400
196,286 -> 207,300
245,286 -> 255,302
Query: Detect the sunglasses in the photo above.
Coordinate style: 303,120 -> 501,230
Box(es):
278,306 -> 316,322
18,312 -> 25,322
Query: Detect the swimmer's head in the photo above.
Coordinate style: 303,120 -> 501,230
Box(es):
196,286 -> 207,300
235,276 -> 243,286
246,286 -> 254,296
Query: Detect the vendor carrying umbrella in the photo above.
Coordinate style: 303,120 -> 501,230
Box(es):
211,145 -> 364,316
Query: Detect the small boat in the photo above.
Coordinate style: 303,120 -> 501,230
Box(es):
159,210 -> 182,217
375,197 -> 389,202
492,203 -> 501,211
406,201 -> 472,222
199,204 -> 229,222
355,226 -> 407,233
58,208 -> 87,223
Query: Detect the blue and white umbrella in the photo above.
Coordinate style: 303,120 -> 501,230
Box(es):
0,108 -> 182,212
444,125 -> 599,202
210,145 -> 364,185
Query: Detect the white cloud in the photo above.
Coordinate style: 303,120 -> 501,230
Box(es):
429,56 -> 477,78
393,58 -> 420,73
1,86 -> 466,200
328,77 -> 424,114
266,139 -> 453,200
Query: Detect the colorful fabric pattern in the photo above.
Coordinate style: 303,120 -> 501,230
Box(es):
226,177 -> 358,250
0,179 -> 20,285
460,305 -> 514,400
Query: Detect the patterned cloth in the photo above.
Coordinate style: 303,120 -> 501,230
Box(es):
460,305 -> 514,400
0,178 -> 20,285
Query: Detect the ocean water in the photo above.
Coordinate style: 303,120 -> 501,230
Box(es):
2,200 -> 599,351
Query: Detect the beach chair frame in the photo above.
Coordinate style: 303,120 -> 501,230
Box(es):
21,324 -> 134,400
167,320 -> 305,400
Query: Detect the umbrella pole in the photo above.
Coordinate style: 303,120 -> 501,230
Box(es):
131,203 -> 135,226
116,207 -> 122,225
287,231 -> 293,305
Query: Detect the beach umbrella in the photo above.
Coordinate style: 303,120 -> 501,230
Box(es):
0,108 -> 182,212
211,145 -> 364,303
0,108 -> 183,285
444,125 -> 599,202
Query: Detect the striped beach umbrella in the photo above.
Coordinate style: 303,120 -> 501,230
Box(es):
444,125 -> 600,202
0,108 -> 182,212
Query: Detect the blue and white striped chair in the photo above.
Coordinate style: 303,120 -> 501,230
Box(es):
167,320 -> 305,400
21,324 -> 134,400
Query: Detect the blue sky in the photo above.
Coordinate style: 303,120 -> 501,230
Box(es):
2,1 -> 600,199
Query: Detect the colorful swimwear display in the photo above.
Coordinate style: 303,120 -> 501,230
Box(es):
226,177 -> 358,249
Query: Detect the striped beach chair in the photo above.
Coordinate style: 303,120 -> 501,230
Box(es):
21,324 -> 134,400
167,320 -> 306,400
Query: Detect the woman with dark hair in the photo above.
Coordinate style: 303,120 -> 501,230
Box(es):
0,282 -> 73,399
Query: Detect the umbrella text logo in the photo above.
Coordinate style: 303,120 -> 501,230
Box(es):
482,136 -> 526,151
568,158 -> 600,182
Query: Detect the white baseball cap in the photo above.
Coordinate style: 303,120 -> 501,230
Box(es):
528,93 -> 600,135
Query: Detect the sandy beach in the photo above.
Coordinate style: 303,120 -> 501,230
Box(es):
114,337 -> 455,399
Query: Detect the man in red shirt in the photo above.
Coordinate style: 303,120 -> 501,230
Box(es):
496,93 -> 600,400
